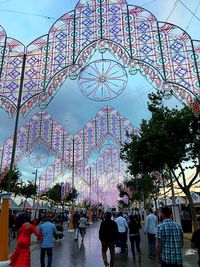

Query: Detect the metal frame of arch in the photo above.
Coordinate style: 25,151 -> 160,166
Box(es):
0,0 -> 199,117
0,105 -> 135,205
40,144 -> 127,206
0,105 -> 137,179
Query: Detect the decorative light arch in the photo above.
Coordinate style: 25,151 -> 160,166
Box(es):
0,106 -> 137,178
39,142 -> 127,206
0,0 -> 199,117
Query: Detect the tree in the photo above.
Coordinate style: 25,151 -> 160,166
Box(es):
45,184 -> 78,207
46,183 -> 61,203
20,180 -> 37,210
20,180 -> 37,199
65,187 -> 78,203
121,91 -> 200,230
0,167 -> 22,194
117,173 -> 160,210
118,199 -> 129,210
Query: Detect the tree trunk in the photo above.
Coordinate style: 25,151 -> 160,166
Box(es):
184,188 -> 197,231
23,198 -> 27,210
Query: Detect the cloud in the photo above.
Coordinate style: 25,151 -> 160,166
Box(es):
0,0 -> 197,185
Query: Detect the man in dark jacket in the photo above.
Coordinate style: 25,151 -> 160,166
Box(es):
99,212 -> 118,267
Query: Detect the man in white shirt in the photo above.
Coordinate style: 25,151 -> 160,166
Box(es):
144,208 -> 158,258
115,212 -> 128,253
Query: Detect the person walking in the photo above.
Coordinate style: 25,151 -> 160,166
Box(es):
10,218 -> 42,267
73,211 -> 80,241
54,218 -> 64,240
144,208 -> 158,258
191,216 -> 200,266
40,216 -> 58,267
79,213 -> 87,242
99,211 -> 119,267
115,211 -> 128,253
128,214 -> 141,262
156,206 -> 183,267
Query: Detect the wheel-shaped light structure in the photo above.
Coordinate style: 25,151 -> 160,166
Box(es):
79,59 -> 128,101
29,144 -> 49,168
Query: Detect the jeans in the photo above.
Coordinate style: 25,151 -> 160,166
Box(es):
118,232 -> 127,252
79,227 -> 86,240
74,224 -> 79,240
40,247 -> 52,267
101,240 -> 115,267
161,260 -> 183,267
148,233 -> 156,257
129,234 -> 141,258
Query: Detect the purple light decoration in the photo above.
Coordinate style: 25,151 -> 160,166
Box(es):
61,182 -> 65,200
123,195 -> 129,205
0,0 -> 198,117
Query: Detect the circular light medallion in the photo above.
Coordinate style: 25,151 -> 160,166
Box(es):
79,59 -> 128,101
29,143 -> 49,168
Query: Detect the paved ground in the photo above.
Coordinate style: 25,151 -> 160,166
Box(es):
9,221 -> 199,267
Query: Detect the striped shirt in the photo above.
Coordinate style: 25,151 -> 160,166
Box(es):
157,219 -> 183,265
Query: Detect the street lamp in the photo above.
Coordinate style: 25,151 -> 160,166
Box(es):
32,169 -> 38,219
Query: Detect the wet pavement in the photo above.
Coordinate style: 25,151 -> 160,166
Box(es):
20,221 -> 199,267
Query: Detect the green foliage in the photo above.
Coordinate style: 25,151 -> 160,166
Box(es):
121,91 -> 200,179
82,198 -> 91,208
46,183 -> 61,203
143,92 -> 200,171
117,173 -> 159,207
45,184 -> 78,204
127,174 -> 157,202
0,168 -> 22,194
120,90 -> 200,229
20,180 -> 37,199
117,183 -> 128,198
65,187 -> 78,202
118,199 -> 129,209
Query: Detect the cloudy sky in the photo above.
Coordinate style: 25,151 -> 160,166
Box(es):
0,0 -> 199,181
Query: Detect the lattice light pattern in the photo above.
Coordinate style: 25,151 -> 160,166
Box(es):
0,0 -> 199,116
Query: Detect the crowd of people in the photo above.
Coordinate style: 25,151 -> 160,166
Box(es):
7,206 -> 200,267
99,207 -> 199,267
8,209 -> 92,267
9,211 -> 64,267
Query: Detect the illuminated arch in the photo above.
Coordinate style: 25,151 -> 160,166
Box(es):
0,0 -> 199,116
0,106 -> 136,177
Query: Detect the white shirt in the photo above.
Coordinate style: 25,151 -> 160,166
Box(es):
115,216 -> 128,233
144,213 -> 158,235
